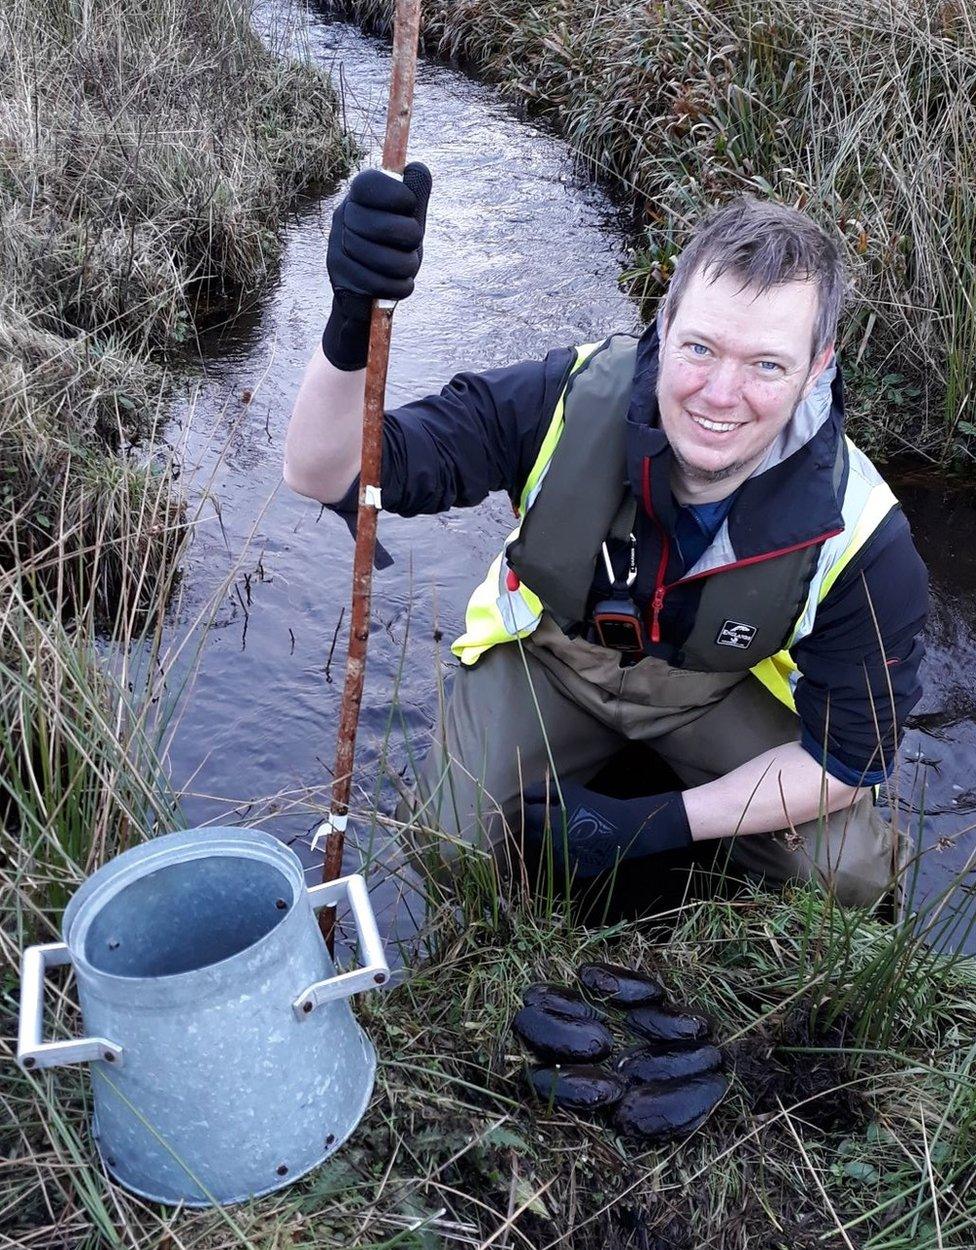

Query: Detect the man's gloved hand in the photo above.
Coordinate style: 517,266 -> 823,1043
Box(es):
322,161 -> 433,370
522,780 -> 693,879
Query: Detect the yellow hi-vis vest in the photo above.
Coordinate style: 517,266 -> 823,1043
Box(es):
452,338 -> 898,715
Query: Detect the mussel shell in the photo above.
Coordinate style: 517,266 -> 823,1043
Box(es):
527,1065 -> 625,1111
512,1005 -> 614,1063
522,983 -> 601,1020
615,1043 -> 723,1084
577,962 -> 665,1006
614,1073 -> 729,1140
624,1003 -> 711,1044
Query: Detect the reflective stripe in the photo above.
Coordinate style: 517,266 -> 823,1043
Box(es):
518,341 -> 602,514
453,529 -> 545,665
816,497 -> 898,607
783,440 -> 897,653
750,651 -> 801,711
749,440 -> 898,711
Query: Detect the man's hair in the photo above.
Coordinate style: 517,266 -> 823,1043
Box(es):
661,198 -> 848,359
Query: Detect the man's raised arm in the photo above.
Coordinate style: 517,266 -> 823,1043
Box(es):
284,352 -> 366,505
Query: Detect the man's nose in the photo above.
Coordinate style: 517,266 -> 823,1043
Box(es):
699,358 -> 742,408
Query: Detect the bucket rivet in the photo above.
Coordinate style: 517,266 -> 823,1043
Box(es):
22,1057 -> 36,1069
301,1001 -> 313,1014
107,1157 -> 117,1168
276,1164 -> 288,1176
108,939 -> 120,950
373,972 -> 386,985
325,1134 -> 335,1147
103,1051 -> 117,1063
274,898 -> 288,910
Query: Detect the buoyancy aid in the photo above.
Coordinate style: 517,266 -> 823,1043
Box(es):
451,332 -> 899,713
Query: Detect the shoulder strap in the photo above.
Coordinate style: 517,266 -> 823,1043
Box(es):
506,335 -> 637,626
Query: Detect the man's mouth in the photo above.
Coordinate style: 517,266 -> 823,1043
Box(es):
690,412 -> 741,434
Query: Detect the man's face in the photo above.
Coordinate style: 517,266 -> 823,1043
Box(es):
656,266 -> 833,499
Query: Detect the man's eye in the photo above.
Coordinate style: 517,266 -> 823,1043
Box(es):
689,343 -> 709,357
758,360 -> 781,373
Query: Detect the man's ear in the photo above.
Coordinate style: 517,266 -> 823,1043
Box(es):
801,342 -> 835,400
655,297 -> 672,346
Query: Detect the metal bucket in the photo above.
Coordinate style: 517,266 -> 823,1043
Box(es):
17,827 -> 389,1206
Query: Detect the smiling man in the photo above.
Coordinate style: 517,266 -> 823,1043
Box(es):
659,270 -> 834,493
284,186 -> 928,905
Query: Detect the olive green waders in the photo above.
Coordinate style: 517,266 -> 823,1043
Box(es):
403,615 -> 898,908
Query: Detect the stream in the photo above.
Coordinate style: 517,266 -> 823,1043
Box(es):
159,10 -> 976,953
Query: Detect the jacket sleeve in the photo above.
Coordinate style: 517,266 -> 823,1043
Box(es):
328,348 -> 576,518
791,508 -> 928,786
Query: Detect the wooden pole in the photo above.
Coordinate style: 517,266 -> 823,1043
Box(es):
319,0 -> 423,952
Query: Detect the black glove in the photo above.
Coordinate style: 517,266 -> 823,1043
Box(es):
322,161 -> 433,370
522,781 -> 692,879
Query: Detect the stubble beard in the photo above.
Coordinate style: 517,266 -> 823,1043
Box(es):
661,385 -> 807,488
669,442 -> 765,486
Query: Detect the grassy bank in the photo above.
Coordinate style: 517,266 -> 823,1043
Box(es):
331,0 -> 976,468
0,0 -> 353,611
4,852 -> 976,1247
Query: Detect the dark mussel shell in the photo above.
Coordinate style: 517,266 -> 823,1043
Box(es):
527,1065 -> 626,1112
522,983 -> 602,1021
615,1043 -> 723,1085
625,1003 -> 711,1044
577,962 -> 664,1006
512,1005 -> 614,1063
614,1073 -> 729,1141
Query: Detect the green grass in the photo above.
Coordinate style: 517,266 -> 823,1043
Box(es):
4,589 -> 974,1247
330,0 -> 976,468
5,533 -> 974,1245
3,519 -> 975,1246
4,845 -> 976,1247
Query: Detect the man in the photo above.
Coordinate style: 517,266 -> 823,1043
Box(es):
283,166 -> 928,906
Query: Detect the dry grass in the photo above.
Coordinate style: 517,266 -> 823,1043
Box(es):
0,0 -> 354,612
1,0 -> 351,348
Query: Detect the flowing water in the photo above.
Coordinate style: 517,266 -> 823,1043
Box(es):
158,10 -> 976,951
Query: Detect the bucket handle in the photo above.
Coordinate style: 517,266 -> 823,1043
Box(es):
293,874 -> 390,1019
18,943 -> 124,1071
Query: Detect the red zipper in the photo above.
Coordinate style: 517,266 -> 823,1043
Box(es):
642,457 -> 671,643
640,456 -> 843,644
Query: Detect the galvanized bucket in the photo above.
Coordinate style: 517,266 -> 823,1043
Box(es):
17,827 -> 389,1206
